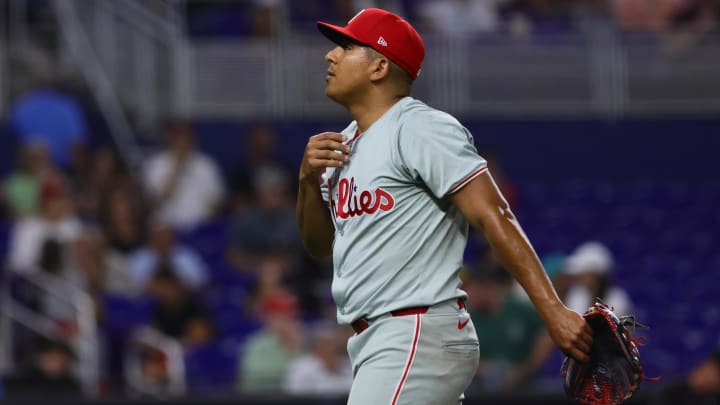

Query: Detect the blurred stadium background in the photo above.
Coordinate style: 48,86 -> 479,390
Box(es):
0,0 -> 718,404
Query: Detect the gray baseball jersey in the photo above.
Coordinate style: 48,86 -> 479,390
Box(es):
320,96 -> 487,325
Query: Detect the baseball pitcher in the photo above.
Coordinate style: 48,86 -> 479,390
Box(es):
296,8 -> 593,405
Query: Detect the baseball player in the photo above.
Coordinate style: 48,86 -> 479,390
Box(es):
296,8 -> 593,405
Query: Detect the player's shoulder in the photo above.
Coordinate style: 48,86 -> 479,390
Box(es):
398,97 -> 463,131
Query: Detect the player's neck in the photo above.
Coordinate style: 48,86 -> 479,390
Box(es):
347,94 -> 405,133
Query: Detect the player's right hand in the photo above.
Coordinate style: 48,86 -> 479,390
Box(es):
299,132 -> 350,182
547,306 -> 593,363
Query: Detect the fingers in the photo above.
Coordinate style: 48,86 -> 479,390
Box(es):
568,347 -> 591,364
580,322 -> 593,347
310,132 -> 350,150
303,132 -> 351,172
553,310 -> 595,364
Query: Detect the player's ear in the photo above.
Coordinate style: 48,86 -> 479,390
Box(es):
368,56 -> 391,82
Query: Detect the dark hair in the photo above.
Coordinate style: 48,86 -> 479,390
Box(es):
37,338 -> 76,359
364,47 -> 414,88
153,262 -> 181,283
38,238 -> 64,274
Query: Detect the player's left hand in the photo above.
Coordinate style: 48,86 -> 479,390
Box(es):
546,306 -> 593,363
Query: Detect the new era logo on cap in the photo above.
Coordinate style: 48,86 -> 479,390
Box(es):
316,8 -> 425,80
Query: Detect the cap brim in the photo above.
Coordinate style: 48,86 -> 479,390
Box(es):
317,22 -> 367,47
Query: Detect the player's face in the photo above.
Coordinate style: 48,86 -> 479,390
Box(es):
324,43 -> 373,103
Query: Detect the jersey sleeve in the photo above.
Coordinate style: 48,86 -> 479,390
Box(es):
397,112 -> 487,198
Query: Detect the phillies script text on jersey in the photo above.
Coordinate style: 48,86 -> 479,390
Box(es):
329,177 -> 395,219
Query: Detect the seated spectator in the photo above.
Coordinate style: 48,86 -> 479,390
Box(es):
464,263 -> 549,393
148,266 -> 215,348
284,323 -> 353,396
8,178 -> 82,274
99,188 -> 149,295
237,290 -> 303,394
228,165 -> 301,271
128,221 -> 209,291
563,241 -> 634,317
610,0 -> 679,31
2,143 -> 55,218
3,339 -> 82,399
252,0 -> 283,38
664,0 -> 720,49
143,120 -> 225,229
417,0 -> 500,38
100,188 -> 147,254
651,343 -> 720,405
229,123 -> 293,213
9,79 -> 89,169
69,228 -> 134,297
76,146 -> 146,223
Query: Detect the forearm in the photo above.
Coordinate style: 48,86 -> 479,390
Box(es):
474,204 -> 564,321
296,177 -> 334,259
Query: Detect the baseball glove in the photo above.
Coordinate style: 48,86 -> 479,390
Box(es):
561,299 -> 654,405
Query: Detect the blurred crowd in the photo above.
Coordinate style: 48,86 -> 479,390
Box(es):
181,0 -> 720,46
0,72 -> 351,398
2,74 -> 717,402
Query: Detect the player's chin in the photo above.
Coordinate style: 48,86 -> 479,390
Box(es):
325,86 -> 341,102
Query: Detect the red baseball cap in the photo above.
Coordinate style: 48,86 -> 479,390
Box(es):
317,8 -> 425,80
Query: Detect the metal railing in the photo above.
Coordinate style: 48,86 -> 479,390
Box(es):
181,30 -> 720,119
6,2 -> 720,133
0,267 -> 101,397
51,0 -> 146,168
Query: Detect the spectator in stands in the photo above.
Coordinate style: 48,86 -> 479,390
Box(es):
230,123 -> 292,213
148,265 -> 215,348
284,323 -> 353,396
464,263 -> 551,392
253,0 -> 283,38
76,146 -> 145,223
228,165 -> 301,271
98,189 -> 149,295
2,143 -> 55,218
651,343 -> 720,404
2,339 -> 83,399
237,289 -> 303,394
417,0 -> 500,38
563,241 -> 634,316
100,188 -> 147,254
664,0 -> 720,49
610,0 -> 679,31
143,120 -> 225,229
8,177 -> 82,273
9,77 -> 89,170
69,228 -> 135,297
128,221 -> 209,291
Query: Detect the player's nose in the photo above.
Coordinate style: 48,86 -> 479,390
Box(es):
325,46 -> 340,64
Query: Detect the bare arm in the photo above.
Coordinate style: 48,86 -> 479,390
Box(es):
296,132 -> 349,259
451,171 -> 593,362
